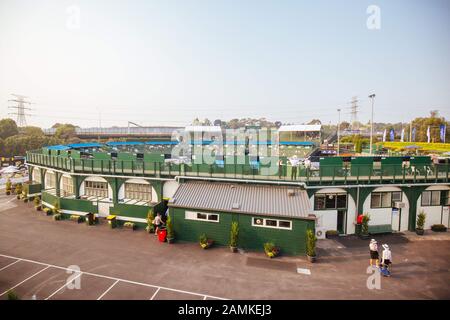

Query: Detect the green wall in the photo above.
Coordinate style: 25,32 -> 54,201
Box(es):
170,207 -> 314,255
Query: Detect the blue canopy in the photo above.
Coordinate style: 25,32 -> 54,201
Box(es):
67,142 -> 104,149
144,141 -> 178,145
280,141 -> 315,146
45,145 -> 71,151
106,141 -> 144,146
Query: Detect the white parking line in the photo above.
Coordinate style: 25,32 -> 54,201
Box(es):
149,287 -> 161,300
45,272 -> 82,300
0,259 -> 21,272
0,266 -> 50,296
0,253 -> 228,300
97,279 -> 119,300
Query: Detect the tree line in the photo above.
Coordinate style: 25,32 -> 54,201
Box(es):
0,119 -> 80,157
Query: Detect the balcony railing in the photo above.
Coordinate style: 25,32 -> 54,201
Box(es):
26,151 -> 449,185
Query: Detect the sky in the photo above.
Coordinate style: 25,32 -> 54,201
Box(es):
0,0 -> 449,128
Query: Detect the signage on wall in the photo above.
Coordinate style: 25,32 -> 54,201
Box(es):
392,208 -> 399,216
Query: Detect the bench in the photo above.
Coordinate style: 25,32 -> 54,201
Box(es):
368,224 -> 392,235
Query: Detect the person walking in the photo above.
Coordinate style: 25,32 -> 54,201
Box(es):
369,239 -> 379,267
278,158 -> 284,179
381,244 -> 392,273
289,155 -> 299,180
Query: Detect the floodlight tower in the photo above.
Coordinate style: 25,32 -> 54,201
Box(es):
368,93 -> 376,155
8,94 -> 32,127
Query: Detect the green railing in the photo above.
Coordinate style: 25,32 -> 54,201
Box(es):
26,151 -> 449,185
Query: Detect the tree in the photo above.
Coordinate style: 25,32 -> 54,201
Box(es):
22,126 -> 44,137
308,119 -> 322,125
0,118 -> 19,139
54,124 -> 77,141
213,119 -> 222,127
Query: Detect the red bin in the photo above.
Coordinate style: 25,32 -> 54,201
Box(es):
158,229 -> 167,242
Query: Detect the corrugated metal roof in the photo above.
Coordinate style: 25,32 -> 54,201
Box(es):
169,182 -> 313,219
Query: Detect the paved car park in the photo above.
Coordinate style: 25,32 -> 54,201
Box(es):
1,192 -> 450,300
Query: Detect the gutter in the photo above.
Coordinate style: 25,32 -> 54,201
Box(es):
174,175 -> 307,188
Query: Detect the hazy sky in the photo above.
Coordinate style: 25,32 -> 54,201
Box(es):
0,0 -> 449,128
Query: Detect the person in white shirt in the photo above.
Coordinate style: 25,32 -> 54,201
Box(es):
381,244 -> 392,271
369,239 -> 379,267
289,155 -> 300,180
152,213 -> 165,236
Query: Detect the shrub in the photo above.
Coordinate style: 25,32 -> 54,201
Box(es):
263,242 -> 280,258
199,233 -> 208,245
15,183 -> 22,195
5,180 -> 12,194
53,201 -> 60,215
166,215 -> 174,239
43,207 -> 52,215
416,211 -> 426,230
431,224 -> 447,232
7,290 -> 19,300
70,215 -> 82,223
326,230 -> 339,238
53,214 -> 62,221
33,196 -> 40,206
123,221 -> 136,230
146,209 -> 155,233
362,214 -> 371,235
306,229 -> 317,257
230,221 -> 239,247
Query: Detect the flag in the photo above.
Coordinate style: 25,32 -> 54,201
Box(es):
400,128 -> 405,142
440,124 -> 446,143
412,127 -> 416,142
390,129 -> 395,142
427,126 -> 431,143
382,129 -> 387,142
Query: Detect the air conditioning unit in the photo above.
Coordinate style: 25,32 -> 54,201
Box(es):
315,227 -> 327,240
394,202 -> 406,209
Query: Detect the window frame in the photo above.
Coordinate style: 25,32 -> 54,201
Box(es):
251,217 -> 292,230
371,191 -> 402,209
421,190 -> 443,207
185,211 -> 220,223
314,193 -> 347,210
85,180 -> 108,198
124,182 -> 152,201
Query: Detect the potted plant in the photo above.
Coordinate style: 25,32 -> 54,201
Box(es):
360,214 -> 370,239
416,210 -> 426,235
199,233 -> 213,249
53,213 -> 62,221
5,180 -> 12,195
145,209 -> 155,233
431,224 -> 447,232
22,189 -> 28,203
166,215 -> 175,244
263,242 -> 280,258
15,183 -> 22,199
306,229 -> 317,263
326,230 -> 339,239
123,221 -> 136,230
229,221 -> 239,253
34,196 -> 41,211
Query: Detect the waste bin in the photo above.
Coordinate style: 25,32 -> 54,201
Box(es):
85,212 -> 94,225
158,228 -> 167,242
107,215 -> 117,229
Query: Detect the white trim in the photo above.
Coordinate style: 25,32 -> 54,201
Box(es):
42,201 -> 55,209
114,216 -> 147,223
251,217 -> 292,230
0,259 -> 22,272
27,192 -> 41,197
185,210 -> 220,223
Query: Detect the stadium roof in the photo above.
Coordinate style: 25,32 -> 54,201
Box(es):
67,142 -> 103,149
278,125 -> 322,132
185,126 -> 222,132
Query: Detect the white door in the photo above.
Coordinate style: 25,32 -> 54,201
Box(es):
391,208 -> 400,232
98,202 -> 111,218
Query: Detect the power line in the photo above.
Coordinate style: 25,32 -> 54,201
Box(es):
8,94 -> 33,127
